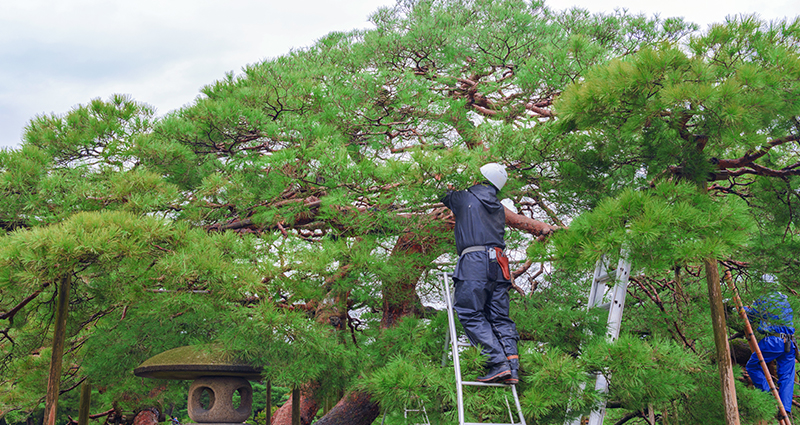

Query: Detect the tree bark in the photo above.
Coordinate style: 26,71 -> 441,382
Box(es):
44,274 -> 71,425
380,208 -> 450,328
504,207 -> 559,240
381,231 -> 436,328
292,389 -> 300,425
705,258 -> 740,425
78,380 -> 91,425
132,409 -> 159,425
270,387 -> 320,425
313,391 -> 380,425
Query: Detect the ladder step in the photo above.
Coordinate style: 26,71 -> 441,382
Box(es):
462,381 -> 515,388
594,302 -> 611,310
464,423 -> 519,425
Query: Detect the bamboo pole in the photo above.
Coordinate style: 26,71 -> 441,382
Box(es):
724,272 -> 792,425
44,274 -> 71,425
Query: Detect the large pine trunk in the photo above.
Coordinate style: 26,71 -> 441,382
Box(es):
270,387 -> 320,425
312,391 -> 380,425
381,231 -> 439,328
44,275 -> 71,425
380,208 -> 452,328
132,409 -> 159,425
705,258 -> 740,425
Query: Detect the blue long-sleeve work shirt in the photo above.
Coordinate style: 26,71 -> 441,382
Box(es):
745,292 -> 795,335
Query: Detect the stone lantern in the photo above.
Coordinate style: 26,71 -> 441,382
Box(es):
134,345 -> 262,424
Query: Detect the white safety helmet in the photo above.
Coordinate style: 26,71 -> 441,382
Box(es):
480,162 -> 507,190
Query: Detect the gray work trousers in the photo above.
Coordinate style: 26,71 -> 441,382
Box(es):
453,278 -> 519,367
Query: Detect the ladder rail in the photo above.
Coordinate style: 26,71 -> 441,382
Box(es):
587,254 -> 632,425
565,253 -> 632,425
443,272 -> 467,424
404,395 -> 431,425
511,385 -> 525,425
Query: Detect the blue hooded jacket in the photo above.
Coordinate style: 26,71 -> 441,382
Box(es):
442,184 -> 508,282
442,184 -> 506,254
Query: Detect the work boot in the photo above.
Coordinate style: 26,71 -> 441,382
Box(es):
504,355 -> 520,385
476,362 -> 511,383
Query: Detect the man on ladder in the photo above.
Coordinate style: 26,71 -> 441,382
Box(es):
441,162 -> 519,384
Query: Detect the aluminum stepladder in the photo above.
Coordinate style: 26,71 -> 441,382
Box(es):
380,398 -> 431,425
566,254 -> 632,425
442,272 -> 527,425
403,397 -> 431,425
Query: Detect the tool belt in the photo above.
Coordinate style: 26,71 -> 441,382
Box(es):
460,245 -> 511,280
762,332 -> 797,354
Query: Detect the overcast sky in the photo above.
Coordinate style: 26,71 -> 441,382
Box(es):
1,0 -> 798,150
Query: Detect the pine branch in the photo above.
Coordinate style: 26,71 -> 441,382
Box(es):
59,377 -> 87,396
525,103 -> 555,117
524,189 -> 567,228
614,411 -> 641,425
527,265 -> 544,294
716,134 -> 800,169
727,163 -> 800,178
504,206 -> 559,241
0,285 -> 49,321
511,259 -> 534,279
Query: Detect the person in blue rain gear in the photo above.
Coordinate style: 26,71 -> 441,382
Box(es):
745,291 -> 796,414
441,163 -> 520,384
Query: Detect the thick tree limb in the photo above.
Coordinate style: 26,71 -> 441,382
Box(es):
726,163 -> 800,178
381,219 -> 447,328
525,103 -> 555,117
313,391 -> 380,425
504,206 -> 559,241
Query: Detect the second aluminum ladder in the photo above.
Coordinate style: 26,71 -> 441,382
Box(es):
565,253 -> 632,425
442,272 -> 527,425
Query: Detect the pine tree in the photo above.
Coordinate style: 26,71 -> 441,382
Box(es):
5,2 -> 797,425
553,15 -> 800,425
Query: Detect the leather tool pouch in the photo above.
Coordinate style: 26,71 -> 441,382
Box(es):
495,247 -> 511,280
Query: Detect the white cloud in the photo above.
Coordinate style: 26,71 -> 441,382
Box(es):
0,0 -> 397,149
